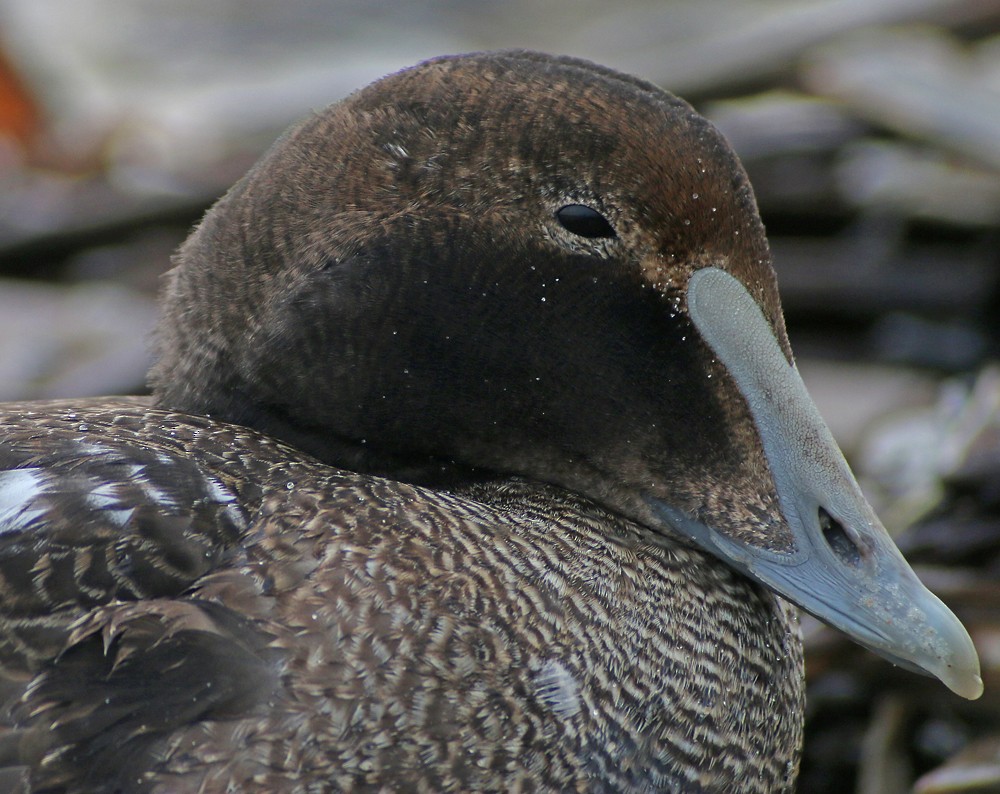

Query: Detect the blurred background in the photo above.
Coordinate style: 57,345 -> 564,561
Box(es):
2,1 -> 1000,791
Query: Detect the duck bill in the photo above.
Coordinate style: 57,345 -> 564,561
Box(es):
649,267 -> 982,700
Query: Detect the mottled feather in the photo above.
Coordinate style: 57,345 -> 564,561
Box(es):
0,403 -> 802,792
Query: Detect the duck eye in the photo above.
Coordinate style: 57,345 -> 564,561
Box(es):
555,204 -> 617,239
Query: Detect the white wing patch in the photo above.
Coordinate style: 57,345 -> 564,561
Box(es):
0,468 -> 47,534
86,482 -> 123,510
534,659 -> 581,719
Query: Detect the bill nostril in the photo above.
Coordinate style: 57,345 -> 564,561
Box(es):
819,507 -> 862,568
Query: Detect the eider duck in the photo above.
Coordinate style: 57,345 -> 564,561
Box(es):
0,51 -> 982,793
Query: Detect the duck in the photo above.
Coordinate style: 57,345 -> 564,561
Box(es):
0,50 -> 982,793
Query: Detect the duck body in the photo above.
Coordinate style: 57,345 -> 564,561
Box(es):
0,50 -> 980,792
0,400 -> 801,793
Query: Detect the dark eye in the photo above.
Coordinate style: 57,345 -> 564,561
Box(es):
555,204 -> 617,239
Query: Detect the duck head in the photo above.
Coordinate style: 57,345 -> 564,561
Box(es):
151,50 -> 982,699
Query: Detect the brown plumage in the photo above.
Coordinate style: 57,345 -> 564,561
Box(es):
0,51 -> 980,793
